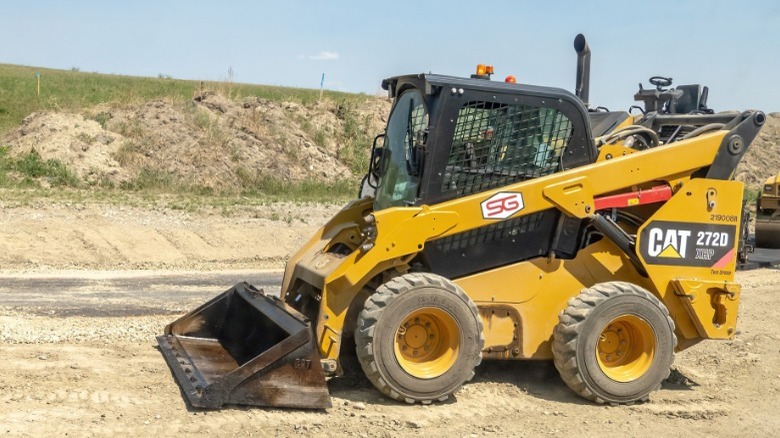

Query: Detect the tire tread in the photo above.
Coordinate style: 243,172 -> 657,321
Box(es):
356,272 -> 484,404
552,281 -> 677,404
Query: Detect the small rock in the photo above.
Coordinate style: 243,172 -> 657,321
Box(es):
38,355 -> 47,361
407,420 -> 425,429
543,410 -> 550,416
353,402 -> 366,410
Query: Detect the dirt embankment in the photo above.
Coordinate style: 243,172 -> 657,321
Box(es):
3,99 -> 778,190
735,112 -> 780,187
1,93 -> 391,188
0,202 -> 340,271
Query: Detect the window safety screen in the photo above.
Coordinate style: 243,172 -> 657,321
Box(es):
441,101 -> 573,196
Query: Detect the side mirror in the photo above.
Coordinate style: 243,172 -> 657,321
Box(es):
359,135 -> 384,198
369,134 -> 385,184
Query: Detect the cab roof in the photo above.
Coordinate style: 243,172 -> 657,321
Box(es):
382,73 -> 585,112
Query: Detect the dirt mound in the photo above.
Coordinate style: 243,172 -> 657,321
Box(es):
736,112 -> 780,187
4,112 -> 128,183
1,93 -> 391,188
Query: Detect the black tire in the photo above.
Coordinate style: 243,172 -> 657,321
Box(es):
355,273 -> 483,404
552,281 -> 676,405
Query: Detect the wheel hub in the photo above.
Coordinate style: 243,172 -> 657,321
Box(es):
394,308 -> 459,379
596,315 -> 655,383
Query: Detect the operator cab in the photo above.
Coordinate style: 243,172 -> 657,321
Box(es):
365,71 -> 597,277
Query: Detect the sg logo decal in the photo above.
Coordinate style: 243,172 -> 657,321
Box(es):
639,220 -> 736,267
481,192 -> 524,220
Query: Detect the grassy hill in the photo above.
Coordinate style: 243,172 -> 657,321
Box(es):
0,64 -> 367,135
0,64 -> 390,204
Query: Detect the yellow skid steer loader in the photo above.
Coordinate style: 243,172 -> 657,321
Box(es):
158,34 -> 764,409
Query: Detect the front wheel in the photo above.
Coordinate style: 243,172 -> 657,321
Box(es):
355,273 -> 483,404
552,281 -> 676,404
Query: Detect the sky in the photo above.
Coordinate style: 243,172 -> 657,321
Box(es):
1,0 -> 779,112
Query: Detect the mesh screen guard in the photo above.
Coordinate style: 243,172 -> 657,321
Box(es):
441,100 -> 573,197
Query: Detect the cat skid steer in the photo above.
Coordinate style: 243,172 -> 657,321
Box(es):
158,35 -> 764,409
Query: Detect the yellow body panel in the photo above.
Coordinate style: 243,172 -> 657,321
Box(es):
672,279 -> 740,339
456,239 -> 647,359
636,178 -> 744,341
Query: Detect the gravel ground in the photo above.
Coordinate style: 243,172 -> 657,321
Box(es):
0,204 -> 778,436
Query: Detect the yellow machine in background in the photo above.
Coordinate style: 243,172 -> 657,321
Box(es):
158,35 -> 765,409
755,172 -> 780,248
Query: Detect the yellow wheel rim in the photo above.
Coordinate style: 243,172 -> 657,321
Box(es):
394,308 -> 460,379
596,315 -> 655,382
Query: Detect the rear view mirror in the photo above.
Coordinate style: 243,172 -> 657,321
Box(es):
359,134 -> 385,198
369,134 -> 385,183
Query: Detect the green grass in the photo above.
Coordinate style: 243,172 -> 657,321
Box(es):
334,100 -> 374,175
0,63 -> 368,135
0,145 -> 355,205
0,147 -> 78,187
744,185 -> 761,206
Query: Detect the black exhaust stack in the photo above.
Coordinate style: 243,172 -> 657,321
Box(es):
574,34 -> 590,108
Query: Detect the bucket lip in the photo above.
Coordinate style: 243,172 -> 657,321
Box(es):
157,334 -> 214,408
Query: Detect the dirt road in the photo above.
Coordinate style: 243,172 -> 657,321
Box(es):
0,202 -> 779,437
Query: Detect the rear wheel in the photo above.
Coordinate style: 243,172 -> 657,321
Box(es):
552,281 -> 676,404
356,273 -> 483,403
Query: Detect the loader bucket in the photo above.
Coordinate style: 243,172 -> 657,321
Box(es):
157,282 -> 331,410
756,217 -> 780,249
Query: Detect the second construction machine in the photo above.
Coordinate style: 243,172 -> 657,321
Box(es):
158,35 -> 765,409
755,171 -> 780,248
